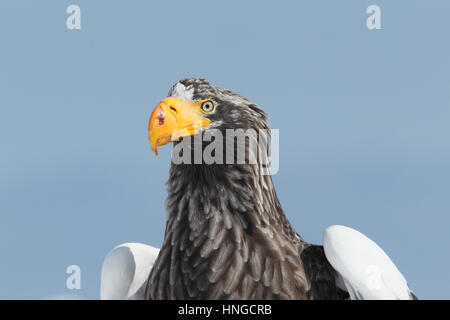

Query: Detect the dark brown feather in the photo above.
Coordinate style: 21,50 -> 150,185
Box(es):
145,78 -> 347,300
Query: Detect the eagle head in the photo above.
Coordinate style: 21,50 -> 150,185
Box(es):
148,78 -> 269,157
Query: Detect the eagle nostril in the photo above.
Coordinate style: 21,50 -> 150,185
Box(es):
169,106 -> 177,113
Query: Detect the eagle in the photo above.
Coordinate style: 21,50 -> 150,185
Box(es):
100,78 -> 417,300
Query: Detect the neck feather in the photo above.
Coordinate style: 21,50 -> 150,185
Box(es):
146,163 -> 306,299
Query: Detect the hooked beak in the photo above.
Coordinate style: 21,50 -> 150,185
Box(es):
148,97 -> 211,155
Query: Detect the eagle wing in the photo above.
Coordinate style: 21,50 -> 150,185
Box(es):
301,244 -> 349,299
301,225 -> 416,300
100,243 -> 160,299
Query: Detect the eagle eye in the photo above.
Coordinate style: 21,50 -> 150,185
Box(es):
200,100 -> 215,113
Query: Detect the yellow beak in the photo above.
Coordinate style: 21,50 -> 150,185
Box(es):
148,97 -> 211,155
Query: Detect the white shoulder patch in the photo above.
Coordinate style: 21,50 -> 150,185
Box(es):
100,243 -> 160,300
169,82 -> 194,101
323,225 -> 414,300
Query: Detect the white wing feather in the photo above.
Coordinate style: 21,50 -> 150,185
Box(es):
100,227 -> 414,300
100,243 -> 160,300
323,225 -> 414,300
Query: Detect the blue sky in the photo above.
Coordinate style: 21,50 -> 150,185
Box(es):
1,0 -> 449,299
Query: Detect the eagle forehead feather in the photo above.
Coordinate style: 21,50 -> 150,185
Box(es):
168,78 -> 252,105
168,82 -> 195,101
167,78 -> 269,129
